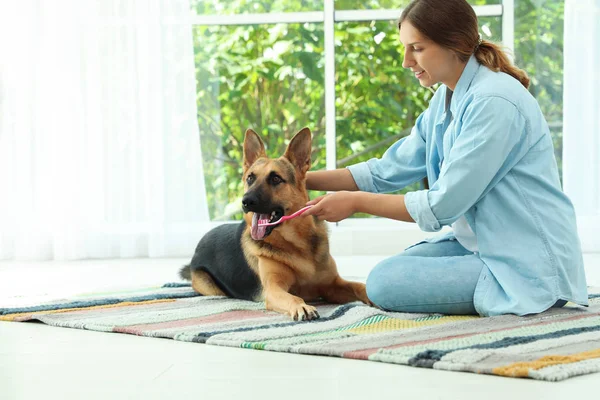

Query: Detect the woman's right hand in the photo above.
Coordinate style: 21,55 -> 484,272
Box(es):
303,191 -> 359,222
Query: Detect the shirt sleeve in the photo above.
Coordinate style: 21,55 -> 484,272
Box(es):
405,96 -> 528,232
346,108 -> 430,194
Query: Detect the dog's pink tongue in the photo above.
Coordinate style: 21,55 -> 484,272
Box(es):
251,213 -> 269,240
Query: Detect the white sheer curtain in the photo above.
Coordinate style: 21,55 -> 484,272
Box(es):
0,0 -> 210,261
563,0 -> 600,253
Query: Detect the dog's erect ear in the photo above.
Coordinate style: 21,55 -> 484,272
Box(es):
243,129 -> 266,170
284,127 -> 312,176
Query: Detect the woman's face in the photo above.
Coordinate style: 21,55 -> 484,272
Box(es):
399,20 -> 465,90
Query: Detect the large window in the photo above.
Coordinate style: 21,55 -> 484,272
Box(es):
192,1 -> 565,221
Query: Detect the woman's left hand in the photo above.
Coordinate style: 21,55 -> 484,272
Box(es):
303,191 -> 359,222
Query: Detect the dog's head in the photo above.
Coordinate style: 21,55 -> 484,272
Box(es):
241,127 -> 312,241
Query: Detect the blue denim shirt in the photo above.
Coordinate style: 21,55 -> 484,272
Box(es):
348,55 -> 588,316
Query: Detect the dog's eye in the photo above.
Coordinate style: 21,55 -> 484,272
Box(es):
271,175 -> 283,185
246,174 -> 255,185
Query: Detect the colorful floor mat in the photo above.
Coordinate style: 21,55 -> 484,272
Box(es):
2,283 -> 600,381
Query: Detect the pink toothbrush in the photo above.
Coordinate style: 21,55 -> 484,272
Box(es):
257,205 -> 314,227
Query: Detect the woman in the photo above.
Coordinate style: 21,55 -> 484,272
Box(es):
303,0 -> 588,316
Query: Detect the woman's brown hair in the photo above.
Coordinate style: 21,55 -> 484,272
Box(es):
399,0 -> 530,89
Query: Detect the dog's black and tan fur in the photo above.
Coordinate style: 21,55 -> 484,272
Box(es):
180,127 -> 372,320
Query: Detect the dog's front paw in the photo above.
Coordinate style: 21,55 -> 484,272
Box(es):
290,303 -> 320,321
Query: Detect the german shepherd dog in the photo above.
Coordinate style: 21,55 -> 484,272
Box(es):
179,127 -> 372,321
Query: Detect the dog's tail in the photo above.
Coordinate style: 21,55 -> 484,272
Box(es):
179,264 -> 192,281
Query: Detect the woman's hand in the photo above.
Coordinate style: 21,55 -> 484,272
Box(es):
303,191 -> 359,222
304,191 -> 415,224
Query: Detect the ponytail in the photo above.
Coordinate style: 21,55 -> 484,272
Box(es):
475,40 -> 530,89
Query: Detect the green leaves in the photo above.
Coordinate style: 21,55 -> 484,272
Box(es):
295,51 -> 323,82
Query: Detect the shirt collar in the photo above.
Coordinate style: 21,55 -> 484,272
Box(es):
448,54 -> 480,117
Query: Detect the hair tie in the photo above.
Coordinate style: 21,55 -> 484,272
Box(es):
474,36 -> 483,53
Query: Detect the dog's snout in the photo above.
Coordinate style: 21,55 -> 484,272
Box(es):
242,193 -> 258,211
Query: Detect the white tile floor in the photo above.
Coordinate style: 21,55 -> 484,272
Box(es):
1,255 -> 600,400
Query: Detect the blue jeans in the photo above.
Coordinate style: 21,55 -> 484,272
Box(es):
366,239 -> 567,315
366,239 -> 482,315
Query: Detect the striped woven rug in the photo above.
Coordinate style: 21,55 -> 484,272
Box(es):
2,283 -> 600,382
